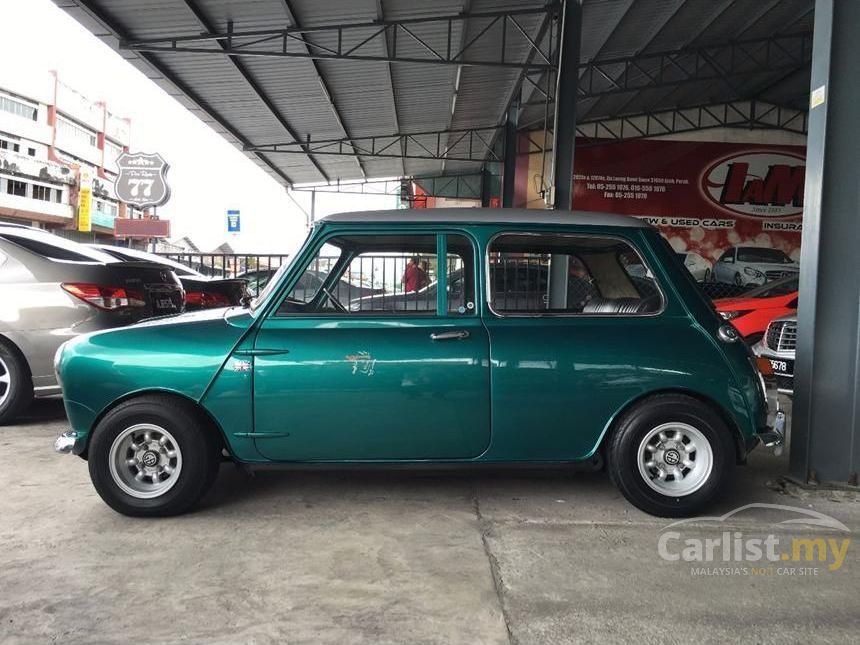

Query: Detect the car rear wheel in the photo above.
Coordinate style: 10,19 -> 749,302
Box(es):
0,343 -> 33,425
607,394 -> 735,517
88,395 -> 220,517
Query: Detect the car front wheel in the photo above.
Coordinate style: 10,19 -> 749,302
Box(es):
88,395 -> 221,517
607,394 -> 735,517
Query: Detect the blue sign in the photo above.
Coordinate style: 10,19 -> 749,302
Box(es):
227,209 -> 240,233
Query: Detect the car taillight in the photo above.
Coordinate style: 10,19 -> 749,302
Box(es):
185,291 -> 232,308
61,283 -> 146,310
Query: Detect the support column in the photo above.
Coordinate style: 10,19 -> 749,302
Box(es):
791,0 -> 860,486
502,99 -> 519,207
551,0 -> 582,210
480,166 -> 492,207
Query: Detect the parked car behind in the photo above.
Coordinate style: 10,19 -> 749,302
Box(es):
55,209 -> 782,519
714,275 -> 798,345
753,314 -> 796,395
676,251 -> 713,282
91,244 -> 249,310
711,246 -> 798,286
240,267 -> 381,301
0,225 -> 184,424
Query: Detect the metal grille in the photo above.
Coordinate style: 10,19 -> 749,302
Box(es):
765,270 -> 796,281
765,320 -> 797,352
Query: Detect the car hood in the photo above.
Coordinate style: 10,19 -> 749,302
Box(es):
714,292 -> 797,310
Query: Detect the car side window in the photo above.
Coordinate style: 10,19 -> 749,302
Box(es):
276,233 -> 475,316
487,233 -> 662,316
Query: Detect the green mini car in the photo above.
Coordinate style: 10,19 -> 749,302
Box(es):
54,209 -> 784,518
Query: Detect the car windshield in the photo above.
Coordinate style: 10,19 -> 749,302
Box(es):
1,230 -> 118,263
736,248 -> 793,263
743,275 -> 799,298
249,230 -> 312,312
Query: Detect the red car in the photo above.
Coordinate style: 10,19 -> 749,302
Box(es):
713,276 -> 798,344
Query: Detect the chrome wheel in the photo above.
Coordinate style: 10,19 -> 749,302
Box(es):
637,422 -> 713,497
108,424 -> 183,499
0,355 -> 10,408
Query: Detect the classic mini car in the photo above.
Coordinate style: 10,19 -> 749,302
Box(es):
54,209 -> 783,518
714,275 -> 798,345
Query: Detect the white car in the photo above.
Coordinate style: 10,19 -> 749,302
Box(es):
676,251 -> 713,282
712,246 -> 798,286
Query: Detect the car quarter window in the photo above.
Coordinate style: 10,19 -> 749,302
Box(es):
487,233 -> 662,316
276,233 -> 476,316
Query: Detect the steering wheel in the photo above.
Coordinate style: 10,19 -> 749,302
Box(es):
321,286 -> 348,313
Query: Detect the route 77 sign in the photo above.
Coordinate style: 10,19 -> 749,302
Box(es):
114,152 -> 171,209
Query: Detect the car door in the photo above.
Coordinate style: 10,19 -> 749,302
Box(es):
251,231 -> 490,461
481,230 -> 669,461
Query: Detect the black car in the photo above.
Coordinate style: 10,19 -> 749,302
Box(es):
91,245 -> 250,310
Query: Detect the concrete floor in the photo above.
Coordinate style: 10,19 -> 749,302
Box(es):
1,401 -> 858,645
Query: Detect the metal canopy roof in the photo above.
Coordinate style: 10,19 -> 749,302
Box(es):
53,0 -> 813,189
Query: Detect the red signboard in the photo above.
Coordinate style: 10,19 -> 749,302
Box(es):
572,139 -> 804,263
113,217 -> 171,238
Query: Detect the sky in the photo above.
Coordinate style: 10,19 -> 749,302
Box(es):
0,0 -> 396,253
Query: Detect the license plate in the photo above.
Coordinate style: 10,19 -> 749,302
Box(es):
769,358 -> 793,376
154,297 -> 176,310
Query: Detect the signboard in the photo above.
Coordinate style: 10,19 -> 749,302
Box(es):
114,152 -> 171,209
77,167 -> 92,232
227,209 -> 241,233
571,139 -> 805,262
113,218 -> 170,238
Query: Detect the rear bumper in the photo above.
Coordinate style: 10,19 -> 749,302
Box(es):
751,371 -> 787,451
54,430 -> 86,456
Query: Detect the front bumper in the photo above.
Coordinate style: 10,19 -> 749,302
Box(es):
54,430 -> 86,456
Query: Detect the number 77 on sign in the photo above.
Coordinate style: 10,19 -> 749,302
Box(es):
114,152 -> 171,209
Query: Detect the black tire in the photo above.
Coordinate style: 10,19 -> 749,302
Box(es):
88,395 -> 221,517
607,394 -> 735,517
0,341 -> 33,425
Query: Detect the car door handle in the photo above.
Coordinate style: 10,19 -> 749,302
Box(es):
430,330 -> 470,341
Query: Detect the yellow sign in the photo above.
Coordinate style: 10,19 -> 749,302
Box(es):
78,187 -> 92,232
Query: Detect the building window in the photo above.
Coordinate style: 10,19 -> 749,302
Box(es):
54,189 -> 62,203
28,148 -> 36,157
0,94 -> 38,121
33,185 -> 54,201
56,117 -> 97,147
6,179 -> 26,197
0,139 -> 20,153
104,141 -> 123,165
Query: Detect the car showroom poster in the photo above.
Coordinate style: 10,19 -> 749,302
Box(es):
570,139 -> 804,263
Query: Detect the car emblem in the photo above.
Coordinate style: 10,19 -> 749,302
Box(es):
664,449 -> 681,466
141,451 -> 159,468
232,360 -> 252,373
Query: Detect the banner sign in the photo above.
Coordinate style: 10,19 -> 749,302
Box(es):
77,167 -> 92,232
114,152 -> 171,209
113,217 -> 170,238
572,139 -> 805,263
227,209 -> 241,233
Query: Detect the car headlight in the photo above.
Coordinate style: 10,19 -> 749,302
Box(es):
719,310 -> 751,321
744,267 -> 763,277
